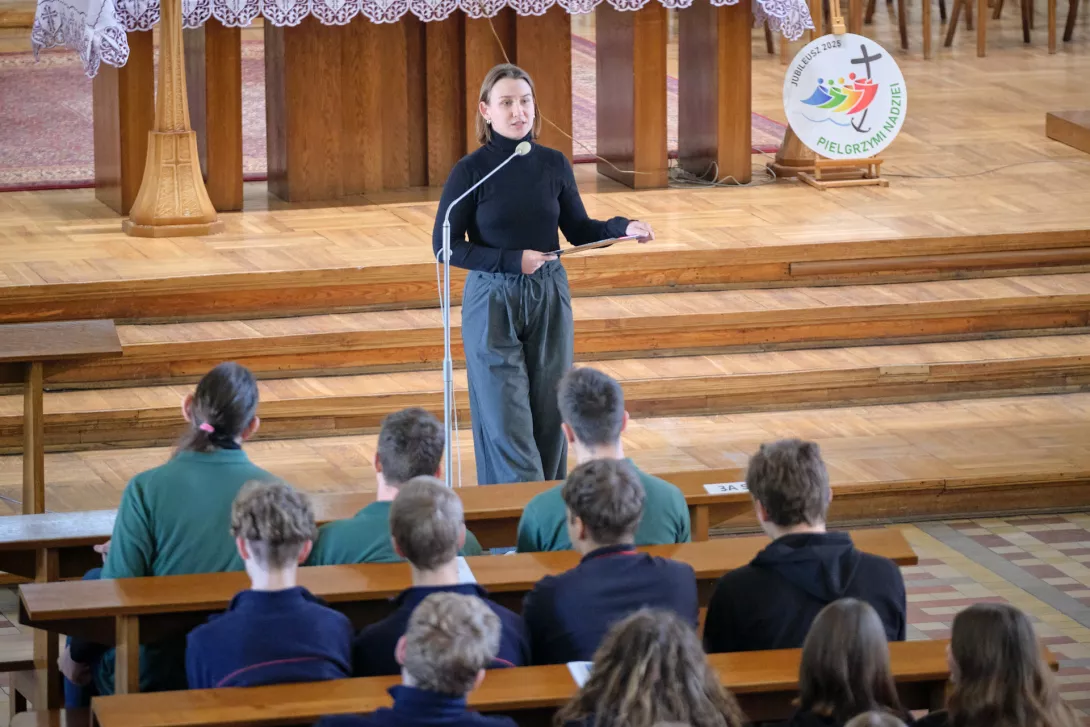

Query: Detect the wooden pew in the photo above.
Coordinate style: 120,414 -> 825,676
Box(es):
0,467 -> 751,582
18,528 -> 916,698
11,641 -> 1060,727
0,321 -> 122,515
79,641 -> 952,727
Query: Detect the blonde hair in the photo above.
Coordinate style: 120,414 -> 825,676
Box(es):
230,480 -> 317,568
403,592 -> 500,695
476,63 -> 542,146
947,603 -> 1080,727
389,476 -> 464,570
554,609 -> 745,727
845,713 -> 908,727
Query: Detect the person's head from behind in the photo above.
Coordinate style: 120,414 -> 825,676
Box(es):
558,367 -> 628,463
947,603 -> 1079,727
562,459 -> 644,555
395,592 -> 500,696
177,362 -> 260,454
844,713 -> 907,727
230,480 -> 317,587
799,598 -> 902,724
746,438 -> 831,539
389,476 -> 467,575
476,63 -> 541,144
555,609 -> 745,727
374,408 -> 445,499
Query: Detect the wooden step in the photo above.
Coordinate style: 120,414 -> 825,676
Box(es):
2,231 -> 1090,324
26,273 -> 1090,388
2,392 -> 1088,520
4,335 -> 1090,453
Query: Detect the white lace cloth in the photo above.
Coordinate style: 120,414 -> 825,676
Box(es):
35,0 -> 812,76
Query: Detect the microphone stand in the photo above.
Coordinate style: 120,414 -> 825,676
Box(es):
438,140 -> 531,488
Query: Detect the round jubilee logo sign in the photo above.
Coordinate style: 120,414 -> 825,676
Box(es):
783,33 -> 907,160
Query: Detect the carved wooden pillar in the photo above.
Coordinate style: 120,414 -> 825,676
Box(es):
123,0 -> 223,237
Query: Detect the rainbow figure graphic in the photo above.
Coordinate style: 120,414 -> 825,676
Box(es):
802,73 -> 879,116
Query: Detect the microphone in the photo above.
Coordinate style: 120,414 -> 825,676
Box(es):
436,140 -> 532,488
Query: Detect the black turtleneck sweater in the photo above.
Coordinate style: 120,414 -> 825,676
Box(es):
432,134 -> 631,274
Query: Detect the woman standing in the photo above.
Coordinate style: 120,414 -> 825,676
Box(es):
433,63 -> 654,486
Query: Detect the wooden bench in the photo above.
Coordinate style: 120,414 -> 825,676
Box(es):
18,528 -> 916,699
11,640 -> 1060,727
6,640 -> 964,727
0,467 -> 752,582
0,321 -> 122,515
0,463 -> 962,583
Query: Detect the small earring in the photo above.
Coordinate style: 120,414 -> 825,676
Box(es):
486,118 -> 491,125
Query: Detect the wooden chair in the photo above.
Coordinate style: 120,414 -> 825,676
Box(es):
945,0 -> 1076,54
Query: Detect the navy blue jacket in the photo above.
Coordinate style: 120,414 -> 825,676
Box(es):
353,584 -> 530,677
186,587 -> 353,688
317,685 -> 518,727
521,543 -> 699,664
702,531 -> 907,654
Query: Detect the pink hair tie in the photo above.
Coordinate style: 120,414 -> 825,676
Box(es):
198,422 -> 215,433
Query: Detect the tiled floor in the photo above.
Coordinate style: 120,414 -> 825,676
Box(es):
4,516 -> 1090,724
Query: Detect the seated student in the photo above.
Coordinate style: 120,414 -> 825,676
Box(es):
522,459 -> 698,664
517,367 -> 690,552
703,439 -> 906,654
186,480 -> 352,688
915,603 -> 1080,727
846,715 -> 908,727
783,598 -> 909,727
318,592 -> 517,727
59,362 -> 271,703
555,608 -> 745,727
352,476 -> 529,676
308,408 -> 482,564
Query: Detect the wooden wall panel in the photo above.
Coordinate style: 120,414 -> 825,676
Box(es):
426,17 -> 467,185
463,10 -> 516,154
184,20 -> 243,211
265,18 -> 343,202
678,0 -> 753,184
92,31 -> 154,215
595,3 -> 668,188
515,8 -> 573,158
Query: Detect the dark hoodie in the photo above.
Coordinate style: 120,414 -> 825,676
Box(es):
702,531 -> 906,654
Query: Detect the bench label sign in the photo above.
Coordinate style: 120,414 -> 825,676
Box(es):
567,662 -> 593,687
705,482 -> 748,495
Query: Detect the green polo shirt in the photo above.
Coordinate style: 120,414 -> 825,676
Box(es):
515,459 -> 692,552
306,501 -> 484,566
94,448 -> 275,695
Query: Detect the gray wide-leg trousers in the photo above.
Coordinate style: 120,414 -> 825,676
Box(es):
461,260 -> 574,485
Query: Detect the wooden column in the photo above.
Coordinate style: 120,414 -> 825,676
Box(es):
22,362 -> 43,515
678,0 -> 752,185
515,8 -> 573,159
343,19 -> 427,194
123,0 -> 223,236
427,16 -> 467,184
92,31 -> 154,215
595,3 -> 668,188
184,19 -> 244,211
463,11 -> 516,155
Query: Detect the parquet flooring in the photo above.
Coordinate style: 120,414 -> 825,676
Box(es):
0,334 -> 1087,451
0,392 -> 1085,515
1,3 -> 1089,288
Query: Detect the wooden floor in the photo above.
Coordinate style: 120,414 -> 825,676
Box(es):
0,392 -> 1085,515
0,2 -> 1087,523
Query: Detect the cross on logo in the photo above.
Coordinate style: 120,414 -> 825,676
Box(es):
850,44 -> 883,79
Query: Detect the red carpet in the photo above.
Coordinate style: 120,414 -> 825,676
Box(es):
0,39 -> 785,192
